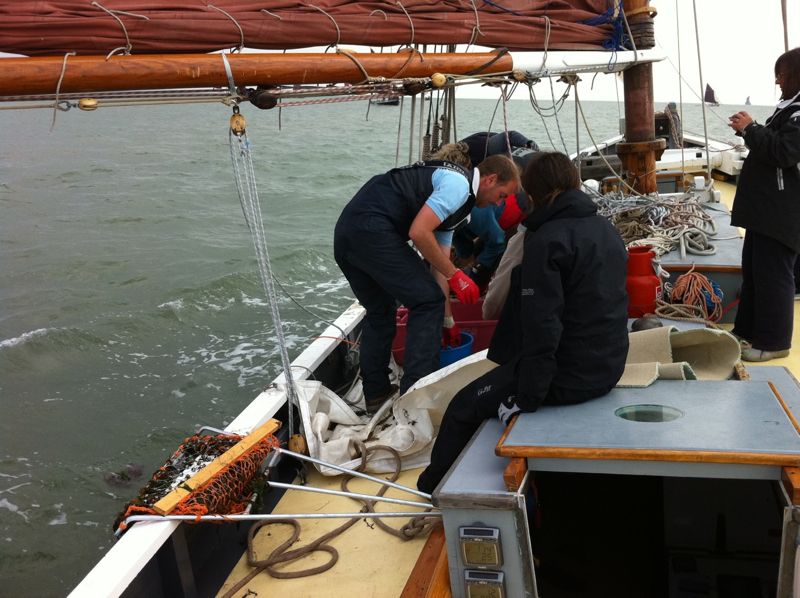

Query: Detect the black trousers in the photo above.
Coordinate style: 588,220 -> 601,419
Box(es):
334,215 -> 444,398
417,361 -> 612,494
733,231 -> 796,351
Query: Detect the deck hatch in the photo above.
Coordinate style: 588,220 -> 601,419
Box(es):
497,380 -> 800,466
615,403 -> 684,422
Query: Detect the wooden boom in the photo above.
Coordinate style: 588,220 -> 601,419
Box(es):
0,51 -> 513,96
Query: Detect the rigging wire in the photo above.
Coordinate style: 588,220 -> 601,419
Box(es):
228,106 -> 300,439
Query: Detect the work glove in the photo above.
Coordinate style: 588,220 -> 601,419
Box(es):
448,270 -> 479,304
442,317 -> 462,348
497,395 -> 521,426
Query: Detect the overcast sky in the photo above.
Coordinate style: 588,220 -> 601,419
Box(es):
647,0 -> 795,106
460,0 -> 796,106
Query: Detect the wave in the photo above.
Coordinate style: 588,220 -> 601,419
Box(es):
0,326 -> 107,354
0,328 -> 52,350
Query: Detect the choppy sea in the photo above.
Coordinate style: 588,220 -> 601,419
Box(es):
0,95 -> 775,596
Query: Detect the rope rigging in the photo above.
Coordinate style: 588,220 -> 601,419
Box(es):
228,105 -> 300,439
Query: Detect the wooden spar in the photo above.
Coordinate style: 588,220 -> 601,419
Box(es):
0,52 -> 513,97
616,0 -> 665,194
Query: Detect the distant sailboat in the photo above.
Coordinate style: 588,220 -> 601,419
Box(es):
745,96 -> 752,105
704,83 -> 720,106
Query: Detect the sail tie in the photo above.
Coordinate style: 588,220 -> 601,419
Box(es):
207,4 -> 245,53
227,106 -> 300,440
50,52 -> 76,132
260,9 -> 282,20
308,4 -> 342,49
90,2 -> 149,58
395,1 -> 416,48
465,0 -> 484,50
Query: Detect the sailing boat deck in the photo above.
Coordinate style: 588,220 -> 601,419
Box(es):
495,379 -> 800,478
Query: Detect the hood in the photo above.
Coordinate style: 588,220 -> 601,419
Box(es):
523,188 -> 598,232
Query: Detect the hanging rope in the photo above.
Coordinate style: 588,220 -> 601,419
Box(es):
228,105 -> 299,439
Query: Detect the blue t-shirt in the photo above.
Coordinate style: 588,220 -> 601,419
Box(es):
427,168 -> 470,246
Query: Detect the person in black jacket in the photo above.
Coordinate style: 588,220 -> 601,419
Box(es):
417,152 -> 629,494
729,47 -> 800,362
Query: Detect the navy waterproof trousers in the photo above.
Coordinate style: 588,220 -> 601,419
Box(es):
334,214 -> 444,399
733,230 -> 796,351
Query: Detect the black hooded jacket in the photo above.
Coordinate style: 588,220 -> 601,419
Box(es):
731,91 -> 800,251
487,188 -> 629,411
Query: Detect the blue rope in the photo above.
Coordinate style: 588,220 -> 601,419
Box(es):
481,0 -> 523,17
582,1 -> 630,56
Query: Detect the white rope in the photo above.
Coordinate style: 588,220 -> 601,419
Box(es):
228,111 -> 299,438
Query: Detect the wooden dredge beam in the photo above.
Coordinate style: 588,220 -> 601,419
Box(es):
153,418 -> 281,516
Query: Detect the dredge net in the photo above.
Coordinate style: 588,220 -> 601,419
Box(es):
114,431 -> 279,533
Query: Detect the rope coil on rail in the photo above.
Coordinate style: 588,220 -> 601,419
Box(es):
594,192 -> 718,257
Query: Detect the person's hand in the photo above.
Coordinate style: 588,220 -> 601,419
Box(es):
448,270 -> 480,304
442,322 -> 462,348
497,395 -> 521,426
728,111 -> 754,134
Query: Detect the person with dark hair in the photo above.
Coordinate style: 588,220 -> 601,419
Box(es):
417,152 -> 629,493
334,149 -> 520,414
460,130 -> 539,168
729,47 -> 800,362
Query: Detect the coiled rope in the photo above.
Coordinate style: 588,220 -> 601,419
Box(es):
221,443 -> 437,595
594,192 -> 717,257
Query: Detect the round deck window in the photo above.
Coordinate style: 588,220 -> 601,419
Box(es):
615,404 -> 683,423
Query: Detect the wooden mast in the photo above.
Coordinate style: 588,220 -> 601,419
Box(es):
616,1 -> 665,194
0,52 -> 513,97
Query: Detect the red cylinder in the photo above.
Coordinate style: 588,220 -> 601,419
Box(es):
626,246 -> 661,317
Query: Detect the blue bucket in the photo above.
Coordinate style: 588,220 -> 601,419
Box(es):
439,332 -> 474,367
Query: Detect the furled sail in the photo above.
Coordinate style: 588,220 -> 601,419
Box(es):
0,0 -> 623,57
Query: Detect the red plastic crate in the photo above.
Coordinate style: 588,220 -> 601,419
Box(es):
391,303 -> 497,366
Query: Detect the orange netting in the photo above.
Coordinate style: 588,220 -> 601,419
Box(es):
115,432 -> 280,533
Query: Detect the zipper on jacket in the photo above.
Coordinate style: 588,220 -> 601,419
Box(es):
777,167 -> 784,191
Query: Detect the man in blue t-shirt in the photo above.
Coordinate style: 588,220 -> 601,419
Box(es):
334,154 -> 520,415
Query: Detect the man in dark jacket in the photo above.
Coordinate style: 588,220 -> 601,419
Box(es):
729,47 -> 800,362
418,152 -> 629,494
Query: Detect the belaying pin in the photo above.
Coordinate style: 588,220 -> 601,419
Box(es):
230,105 -> 247,136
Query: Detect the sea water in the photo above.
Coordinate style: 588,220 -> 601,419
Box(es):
0,96 -> 775,595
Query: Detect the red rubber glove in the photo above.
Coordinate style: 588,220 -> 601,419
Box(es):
442,322 -> 462,348
448,270 -> 479,304
497,193 -> 525,230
